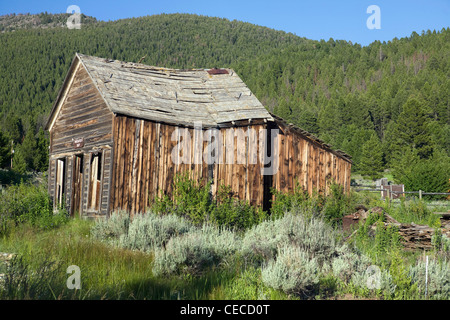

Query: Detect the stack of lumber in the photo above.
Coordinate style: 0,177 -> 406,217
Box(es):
397,223 -> 435,250
346,207 -> 450,251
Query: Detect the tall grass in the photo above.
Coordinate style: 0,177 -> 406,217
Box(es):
0,218 -> 236,300
0,182 -> 68,235
1,178 -> 449,300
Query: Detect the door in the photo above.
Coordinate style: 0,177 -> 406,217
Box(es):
88,152 -> 102,212
55,158 -> 66,210
71,154 -> 83,216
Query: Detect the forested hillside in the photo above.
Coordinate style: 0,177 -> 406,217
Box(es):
0,13 -> 448,192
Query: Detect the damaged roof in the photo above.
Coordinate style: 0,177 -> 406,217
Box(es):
55,53 -> 274,128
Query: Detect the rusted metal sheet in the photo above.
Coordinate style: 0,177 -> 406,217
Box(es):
381,184 -> 404,199
343,214 -> 360,233
207,68 -> 229,75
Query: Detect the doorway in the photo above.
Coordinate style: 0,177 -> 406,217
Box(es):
55,158 -> 66,210
71,154 -> 83,216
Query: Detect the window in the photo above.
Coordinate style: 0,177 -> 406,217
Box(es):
89,152 -> 102,211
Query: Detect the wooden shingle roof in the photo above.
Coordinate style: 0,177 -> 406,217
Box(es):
76,53 -> 273,127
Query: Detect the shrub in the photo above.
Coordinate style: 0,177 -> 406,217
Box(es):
90,210 -> 130,244
269,182 -> 311,219
118,212 -> 193,252
151,174 -> 266,231
261,244 -> 320,297
349,265 -> 396,298
171,174 -> 213,224
270,181 -> 351,226
387,251 -> 419,300
152,224 -> 240,277
211,185 -> 267,231
0,182 -> 68,235
321,183 -> 351,226
241,212 -> 343,266
331,250 -> 372,283
409,257 -> 450,300
432,228 -> 450,253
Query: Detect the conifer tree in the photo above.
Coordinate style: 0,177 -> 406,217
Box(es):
389,97 -> 434,161
359,132 -> 383,180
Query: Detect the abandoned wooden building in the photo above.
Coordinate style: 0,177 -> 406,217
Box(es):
45,53 -> 352,218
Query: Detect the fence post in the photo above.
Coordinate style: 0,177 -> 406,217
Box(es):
419,190 -> 422,200
425,255 -> 429,298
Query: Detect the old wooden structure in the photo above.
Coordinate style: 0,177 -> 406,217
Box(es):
45,53 -> 352,218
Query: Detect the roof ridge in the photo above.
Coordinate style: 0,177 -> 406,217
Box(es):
77,53 -> 229,73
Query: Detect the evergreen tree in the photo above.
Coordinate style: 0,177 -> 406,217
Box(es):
18,129 -> 37,172
0,131 -> 11,168
33,128 -> 49,172
389,97 -> 434,161
12,145 -> 27,174
393,149 -> 450,196
359,132 -> 384,180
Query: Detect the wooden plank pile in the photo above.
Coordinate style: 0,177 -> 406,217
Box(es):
346,206 -> 450,251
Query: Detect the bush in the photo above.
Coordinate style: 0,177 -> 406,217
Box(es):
331,250 -> 372,284
269,182 -> 311,219
270,181 -> 351,226
152,174 -> 266,231
118,212 -> 193,252
241,212 -> 344,266
152,224 -> 240,277
409,257 -> 450,300
388,251 -> 419,300
171,174 -> 213,224
211,185 -> 267,231
0,182 -> 68,235
90,210 -> 130,244
349,265 -> 395,298
321,183 -> 351,226
261,244 -> 320,297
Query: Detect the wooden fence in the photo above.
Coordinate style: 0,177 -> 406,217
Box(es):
352,184 -> 450,201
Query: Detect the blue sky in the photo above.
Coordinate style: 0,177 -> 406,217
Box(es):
0,0 -> 448,46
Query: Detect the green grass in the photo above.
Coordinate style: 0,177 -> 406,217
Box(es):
0,217 -> 293,300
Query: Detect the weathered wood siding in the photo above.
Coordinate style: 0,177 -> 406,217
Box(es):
50,63 -> 113,155
48,63 -> 114,217
272,122 -> 352,197
109,116 -> 351,216
48,159 -> 56,204
110,116 -> 268,215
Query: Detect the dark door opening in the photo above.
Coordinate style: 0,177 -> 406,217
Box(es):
71,154 -> 83,216
55,158 -> 66,210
